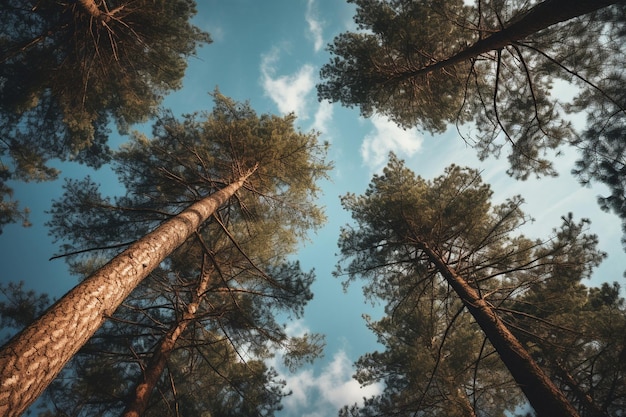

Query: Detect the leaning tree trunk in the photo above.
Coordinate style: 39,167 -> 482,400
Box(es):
456,387 -> 478,417
418,241 -> 580,417
554,362 -> 608,417
397,0 -> 620,81
0,169 -> 255,417
122,258 -> 214,417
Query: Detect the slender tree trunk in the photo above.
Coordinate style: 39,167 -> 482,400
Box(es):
0,169 -> 254,417
397,0 -> 620,81
121,260 -> 213,417
418,241 -> 580,417
455,386 -> 478,417
554,362 -> 608,417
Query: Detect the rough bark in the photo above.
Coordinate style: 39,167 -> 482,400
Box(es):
121,262 -> 214,417
0,170 -> 254,417
396,0 -> 620,82
418,241 -> 580,417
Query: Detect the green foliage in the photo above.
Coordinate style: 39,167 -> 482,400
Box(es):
0,0 -> 211,231
44,93 -> 330,416
319,0 -> 626,239
571,75 -> 626,251
336,154 -> 612,416
508,274 -> 626,416
0,281 -> 51,340
343,299 -> 521,417
319,0 -> 477,133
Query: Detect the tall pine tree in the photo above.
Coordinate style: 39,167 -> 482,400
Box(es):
318,0 -> 626,244
337,154 -> 607,417
0,93 -> 330,417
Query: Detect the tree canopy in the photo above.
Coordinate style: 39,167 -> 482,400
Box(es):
336,154 -> 619,416
36,92 -> 331,416
318,0 -> 626,245
0,0 -> 211,231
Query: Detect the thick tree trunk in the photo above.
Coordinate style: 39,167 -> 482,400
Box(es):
121,262 -> 213,417
398,0 -> 620,81
0,170 -> 254,417
418,241 -> 580,417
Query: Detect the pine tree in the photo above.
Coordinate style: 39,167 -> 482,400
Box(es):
0,0 -> 211,231
318,0 -> 626,243
318,0 -> 623,175
0,93 -> 331,416
337,154 -> 607,417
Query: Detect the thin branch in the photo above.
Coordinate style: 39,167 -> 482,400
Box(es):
49,240 -> 136,261
515,40 -> 626,115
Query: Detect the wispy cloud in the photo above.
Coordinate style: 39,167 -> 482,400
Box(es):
361,114 -> 424,171
260,48 -> 315,118
280,349 -> 382,415
311,100 -> 334,136
268,320 -> 382,416
305,0 -> 324,52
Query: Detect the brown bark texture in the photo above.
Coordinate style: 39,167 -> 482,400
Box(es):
0,171 -> 253,417
418,242 -> 581,417
121,263 -> 214,417
397,0 -> 620,81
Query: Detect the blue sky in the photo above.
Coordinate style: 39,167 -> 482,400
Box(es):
1,1 -> 624,416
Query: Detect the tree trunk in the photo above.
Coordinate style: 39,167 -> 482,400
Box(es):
554,362 -> 608,417
418,241 -> 580,417
397,0 -> 620,81
455,386 -> 478,417
121,261 -> 213,417
0,170 -> 254,417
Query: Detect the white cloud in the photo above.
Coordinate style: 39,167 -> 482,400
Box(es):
311,100 -> 334,136
260,49 -> 315,118
361,114 -> 424,171
284,319 -> 310,338
305,0 -> 325,52
266,319 -> 382,416
281,349 -> 383,414
318,350 -> 381,409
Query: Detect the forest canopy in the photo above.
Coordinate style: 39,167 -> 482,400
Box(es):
0,0 -> 210,231
318,0 -> 626,246
1,1 -> 624,416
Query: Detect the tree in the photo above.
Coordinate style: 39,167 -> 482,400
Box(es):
318,0 -> 626,242
0,92 -> 331,416
38,262 -> 297,417
507,275 -> 626,416
336,154 -> 607,417
340,293 -> 523,417
0,0 -> 211,231
41,93 -> 326,415
0,172 -> 251,417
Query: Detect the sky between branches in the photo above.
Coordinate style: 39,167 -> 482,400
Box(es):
0,1 -> 623,417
